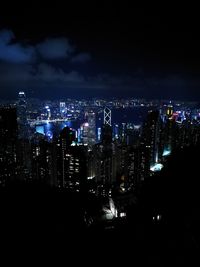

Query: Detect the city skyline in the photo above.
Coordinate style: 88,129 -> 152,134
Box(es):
1,6 -> 200,264
1,87 -> 200,264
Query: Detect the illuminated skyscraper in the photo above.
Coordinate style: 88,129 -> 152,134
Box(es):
166,104 -> 173,118
45,106 -> 51,120
93,107 -> 114,196
162,117 -> 177,157
142,110 -> 160,167
31,133 -> 57,186
97,127 -> 101,142
93,143 -> 113,196
59,126 -> 76,148
87,111 -> 96,147
113,124 -> 119,140
126,125 -> 141,146
57,127 -> 76,187
81,122 -> 89,145
104,107 -> 111,126
17,91 -> 28,139
60,146 -> 87,192
81,111 -> 96,148
102,107 -> 112,144
121,123 -> 126,144
56,127 -> 87,191
60,102 -> 66,117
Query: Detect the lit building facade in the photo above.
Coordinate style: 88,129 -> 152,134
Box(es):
0,107 -> 18,185
17,91 -> 28,139
141,110 -> 161,167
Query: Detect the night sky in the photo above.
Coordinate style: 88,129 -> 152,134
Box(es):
0,4 -> 200,100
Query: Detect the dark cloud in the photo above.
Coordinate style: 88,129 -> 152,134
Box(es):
34,63 -> 85,83
0,30 -> 80,64
0,63 -> 33,83
0,29 -> 96,96
71,53 -> 91,63
0,28 -> 197,100
0,55 -> 195,100
36,38 -> 74,59
0,61 -> 106,89
0,30 -> 35,63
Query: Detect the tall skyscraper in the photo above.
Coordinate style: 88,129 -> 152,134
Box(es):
104,107 -> 112,126
113,123 -> 119,140
17,91 -> 28,139
17,138 -> 32,181
142,110 -> 160,167
56,127 -> 81,189
92,107 -> 114,196
162,117 -> 178,156
101,124 -> 112,144
126,125 -> 141,146
45,106 -> 51,120
166,104 -> 173,118
0,107 -> 18,185
87,111 -> 96,147
60,145 -> 87,192
60,102 -> 66,117
81,122 -> 89,145
81,111 -> 96,148
31,133 -> 57,186
97,127 -> 101,142
17,92 -> 33,180
93,143 -> 113,196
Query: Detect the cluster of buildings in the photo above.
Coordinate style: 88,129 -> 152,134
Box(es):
1,92 -> 200,206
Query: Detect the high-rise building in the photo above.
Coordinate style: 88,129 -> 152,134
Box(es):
101,124 -> 112,144
104,107 -> 112,126
56,127 -> 88,191
17,91 -> 28,139
93,143 -> 113,196
126,125 -> 141,146
116,144 -> 129,191
161,117 -> 178,156
87,111 -> 96,147
113,123 -> 119,140
59,126 -> 76,148
175,117 -> 200,149
90,107 -> 114,196
97,127 -> 101,142
60,145 -> 87,192
31,133 -> 57,186
60,102 -> 66,117
128,144 -> 150,184
166,104 -> 173,118
81,111 -> 96,148
141,110 -> 160,167
17,138 -> 32,181
45,106 -> 51,120
0,107 -> 18,185
81,122 -> 89,145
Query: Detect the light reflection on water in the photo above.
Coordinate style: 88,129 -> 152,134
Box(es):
36,107 -> 151,138
36,120 -> 78,138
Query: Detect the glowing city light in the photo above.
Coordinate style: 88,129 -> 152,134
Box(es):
150,163 -> 164,172
87,176 -> 95,180
162,149 -> 171,157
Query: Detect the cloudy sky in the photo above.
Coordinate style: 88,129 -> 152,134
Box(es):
0,4 -> 200,100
